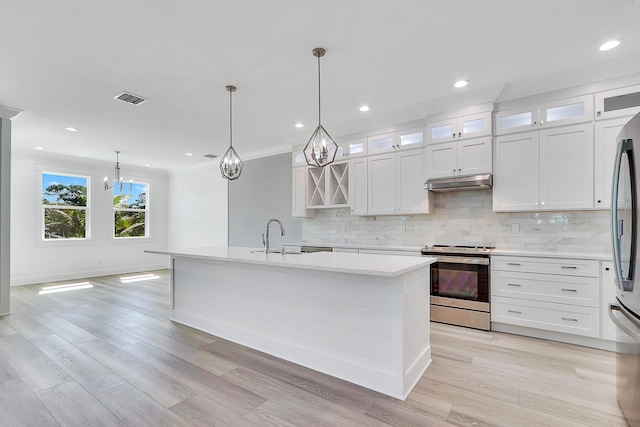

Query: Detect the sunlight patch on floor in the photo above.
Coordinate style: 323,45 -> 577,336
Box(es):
39,282 -> 93,295
119,273 -> 161,283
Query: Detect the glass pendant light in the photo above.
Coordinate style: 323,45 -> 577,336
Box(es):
104,150 -> 132,191
220,85 -> 243,180
303,47 -> 338,168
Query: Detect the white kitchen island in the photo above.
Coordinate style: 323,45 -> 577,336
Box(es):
146,246 -> 435,400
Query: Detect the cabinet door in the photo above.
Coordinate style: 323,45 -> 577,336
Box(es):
306,167 -> 326,207
458,137 -> 492,176
292,167 -> 314,217
426,119 -> 456,143
398,128 -> 424,150
540,95 -> 593,128
327,162 -> 349,206
459,112 -> 492,139
367,154 -> 397,215
495,106 -> 538,135
292,144 -> 307,167
539,123 -> 594,210
425,141 -> 458,178
397,149 -> 429,214
595,117 -> 632,209
595,84 -> 640,120
367,132 -> 396,155
337,138 -> 367,159
493,132 -> 539,212
349,158 -> 368,215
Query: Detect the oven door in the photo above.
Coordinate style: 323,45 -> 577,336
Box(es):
430,257 -> 489,303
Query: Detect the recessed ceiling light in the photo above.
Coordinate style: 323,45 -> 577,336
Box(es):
186,153 -> 193,156
144,164 -> 151,167
295,123 -> 304,128
359,105 -> 370,112
454,80 -> 469,88
65,127 -> 78,132
599,40 -> 620,51
35,146 -> 44,150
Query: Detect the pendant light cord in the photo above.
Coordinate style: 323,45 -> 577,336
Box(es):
229,89 -> 233,148
317,53 -> 321,124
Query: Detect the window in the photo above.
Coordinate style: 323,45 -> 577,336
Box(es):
42,173 -> 89,239
114,182 -> 147,238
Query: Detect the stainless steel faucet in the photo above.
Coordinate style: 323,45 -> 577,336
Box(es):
262,218 -> 285,254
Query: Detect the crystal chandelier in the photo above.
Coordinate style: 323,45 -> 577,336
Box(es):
303,47 -> 338,168
220,85 -> 243,180
104,151 -> 132,191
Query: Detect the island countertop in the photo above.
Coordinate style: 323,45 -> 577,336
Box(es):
146,246 -> 435,277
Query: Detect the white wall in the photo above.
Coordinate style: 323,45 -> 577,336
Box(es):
11,149 -> 170,286
168,164 -> 228,248
303,189 -> 611,254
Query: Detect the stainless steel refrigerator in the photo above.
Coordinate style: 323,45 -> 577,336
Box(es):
610,112 -> 640,427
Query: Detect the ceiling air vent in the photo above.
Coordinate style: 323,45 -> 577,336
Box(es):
203,154 -> 218,159
113,92 -> 147,106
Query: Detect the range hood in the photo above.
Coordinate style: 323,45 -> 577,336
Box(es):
423,173 -> 493,192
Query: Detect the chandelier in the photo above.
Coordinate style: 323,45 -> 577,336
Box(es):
220,85 -> 244,180
104,151 -> 132,191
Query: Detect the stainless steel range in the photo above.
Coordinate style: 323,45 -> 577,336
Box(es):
421,244 -> 494,330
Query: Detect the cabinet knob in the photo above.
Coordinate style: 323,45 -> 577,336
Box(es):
597,200 -> 601,203
452,133 -> 456,138
541,201 -> 545,206
597,111 -> 602,117
534,202 -> 538,206
458,132 -> 461,137
458,168 -> 461,171
453,169 -> 456,172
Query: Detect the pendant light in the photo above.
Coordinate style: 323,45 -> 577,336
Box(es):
303,47 -> 338,168
104,150 -> 132,191
220,85 -> 243,180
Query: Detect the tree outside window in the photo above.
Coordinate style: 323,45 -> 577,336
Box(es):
114,183 -> 147,238
42,173 -> 88,239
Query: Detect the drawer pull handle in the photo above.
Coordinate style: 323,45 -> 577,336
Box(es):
561,288 -> 578,292
562,317 -> 578,322
507,283 -> 522,287
507,263 -> 521,266
561,266 -> 577,270
507,310 -> 522,314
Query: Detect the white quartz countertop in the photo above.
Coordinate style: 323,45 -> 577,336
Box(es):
146,246 -> 435,277
490,248 -> 612,261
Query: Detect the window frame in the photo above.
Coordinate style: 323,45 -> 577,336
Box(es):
113,181 -> 149,239
41,171 -> 90,241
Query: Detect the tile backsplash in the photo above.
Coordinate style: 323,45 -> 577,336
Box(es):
302,190 -> 611,254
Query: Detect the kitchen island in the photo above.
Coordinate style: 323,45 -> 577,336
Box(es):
146,246 -> 435,400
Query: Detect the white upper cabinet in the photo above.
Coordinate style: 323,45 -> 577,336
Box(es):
495,95 -> 593,135
368,149 -> 431,215
595,84 -> 640,120
292,166 -> 315,218
427,111 -> 491,143
367,128 -> 424,155
335,138 -> 367,159
594,116 -> 633,209
425,137 -> 492,179
493,123 -> 594,212
349,157 -> 368,216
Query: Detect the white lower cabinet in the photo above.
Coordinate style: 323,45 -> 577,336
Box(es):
491,255 -> 601,338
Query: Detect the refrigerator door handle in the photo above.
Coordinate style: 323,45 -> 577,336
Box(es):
609,303 -> 640,341
611,138 -> 636,292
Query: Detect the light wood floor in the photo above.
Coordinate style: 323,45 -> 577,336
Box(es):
0,269 -> 627,426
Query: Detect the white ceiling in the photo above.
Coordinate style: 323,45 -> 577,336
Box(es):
1,0 -> 640,171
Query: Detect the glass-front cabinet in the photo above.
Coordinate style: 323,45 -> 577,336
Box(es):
595,84 -> 640,120
427,111 -> 491,143
334,138 -> 367,159
495,95 -> 593,135
367,128 -> 424,155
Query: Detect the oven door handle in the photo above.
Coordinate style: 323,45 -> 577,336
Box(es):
434,255 -> 489,265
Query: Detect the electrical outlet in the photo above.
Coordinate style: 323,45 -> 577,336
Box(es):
511,223 -> 520,234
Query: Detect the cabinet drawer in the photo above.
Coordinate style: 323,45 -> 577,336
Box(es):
491,256 -> 599,277
492,270 -> 599,307
491,296 -> 600,338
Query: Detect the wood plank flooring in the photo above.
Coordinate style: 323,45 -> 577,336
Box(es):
0,269 -> 627,426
